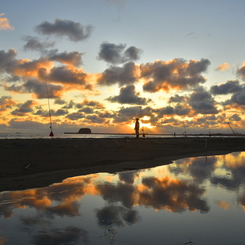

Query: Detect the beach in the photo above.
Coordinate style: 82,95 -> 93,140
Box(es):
1,137 -> 245,192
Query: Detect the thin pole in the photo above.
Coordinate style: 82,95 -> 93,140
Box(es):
46,81 -> 54,137
139,106 -> 145,137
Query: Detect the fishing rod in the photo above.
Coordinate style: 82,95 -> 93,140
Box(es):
139,106 -> 145,137
46,81 -> 54,137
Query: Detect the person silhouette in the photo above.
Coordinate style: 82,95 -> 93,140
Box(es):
134,118 -> 140,138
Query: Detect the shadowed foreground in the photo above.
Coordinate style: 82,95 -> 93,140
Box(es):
1,137 -> 245,192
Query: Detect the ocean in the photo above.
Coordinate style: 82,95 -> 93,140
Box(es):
0,132 -> 243,139
0,132 -> 169,139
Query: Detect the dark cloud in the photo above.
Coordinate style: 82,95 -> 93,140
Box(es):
85,114 -> 105,123
124,46 -> 142,61
54,99 -> 66,105
23,36 -> 55,52
156,106 -> 174,116
98,62 -> 137,86
11,100 -> 34,116
113,106 -> 153,123
210,80 -> 244,95
96,205 -> 140,227
96,182 -> 136,208
98,111 -> 114,118
48,66 -> 92,90
61,100 -> 75,109
35,19 -> 93,42
230,114 -> 241,121
237,65 -> 245,80
78,107 -> 94,114
5,79 -> 63,99
118,171 -> 140,184
107,85 -> 151,105
66,112 -> 84,120
169,94 -> 186,103
48,51 -> 83,67
188,87 -> 218,114
0,48 -> 17,72
187,156 -> 217,184
52,109 -> 68,116
98,42 -> 142,64
155,105 -> 190,117
174,105 -> 190,116
141,58 -> 210,92
8,119 -> 49,130
76,99 -> 104,109
230,92 -> 245,105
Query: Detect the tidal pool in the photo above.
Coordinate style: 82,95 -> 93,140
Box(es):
1,151 -> 245,245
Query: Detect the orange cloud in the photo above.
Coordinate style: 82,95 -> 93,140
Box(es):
217,200 -> 230,210
12,58 -> 54,78
0,13 -> 14,31
216,62 -> 230,71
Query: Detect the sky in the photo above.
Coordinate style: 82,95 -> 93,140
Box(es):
1,0 -> 245,135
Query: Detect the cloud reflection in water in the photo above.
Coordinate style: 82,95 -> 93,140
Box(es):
1,152 -> 245,244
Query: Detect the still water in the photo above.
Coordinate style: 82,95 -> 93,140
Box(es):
1,152 -> 245,245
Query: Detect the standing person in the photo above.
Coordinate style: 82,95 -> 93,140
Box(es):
134,118 -> 140,138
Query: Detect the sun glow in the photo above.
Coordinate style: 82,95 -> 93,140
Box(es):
140,116 -> 155,129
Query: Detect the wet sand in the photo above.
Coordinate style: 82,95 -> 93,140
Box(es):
1,137 -> 245,192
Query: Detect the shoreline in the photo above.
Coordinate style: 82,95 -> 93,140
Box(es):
1,137 -> 245,192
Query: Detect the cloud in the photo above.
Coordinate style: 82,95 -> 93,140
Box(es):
11,100 -> 36,116
230,113 -> 241,121
0,96 -> 16,112
11,57 -> 53,78
35,19 -> 93,42
78,107 -> 94,114
85,114 -> 105,124
98,62 -> 138,86
139,176 -> 210,212
168,94 -> 186,103
210,80 -> 244,95
96,205 -> 139,226
188,87 -> 218,114
0,49 -> 18,72
142,58 -> 210,92
76,99 -> 104,109
48,51 -> 84,67
96,181 -> 136,208
107,85 -> 151,105
0,13 -> 14,31
112,106 -> 153,123
98,42 -> 142,64
23,36 -> 55,52
66,112 -> 85,120
230,92 -> 245,105
48,66 -> 89,87
154,104 -> 190,117
5,78 -> 63,99
216,62 -> 230,71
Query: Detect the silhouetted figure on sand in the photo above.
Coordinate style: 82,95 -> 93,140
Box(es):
134,118 -> 140,138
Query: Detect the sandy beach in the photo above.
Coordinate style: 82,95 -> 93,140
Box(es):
1,137 -> 245,192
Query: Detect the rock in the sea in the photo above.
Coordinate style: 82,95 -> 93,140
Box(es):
78,128 -> 92,134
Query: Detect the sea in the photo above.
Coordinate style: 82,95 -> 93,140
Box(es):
0,132 -> 172,139
0,132 -> 243,139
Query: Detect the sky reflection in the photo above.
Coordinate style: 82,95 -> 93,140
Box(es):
1,152 -> 245,244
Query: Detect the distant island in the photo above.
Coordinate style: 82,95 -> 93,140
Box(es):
64,128 -> 92,134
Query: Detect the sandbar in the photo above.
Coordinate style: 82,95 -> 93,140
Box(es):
1,137 -> 245,192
